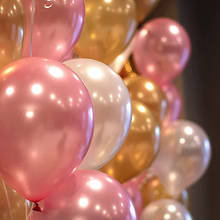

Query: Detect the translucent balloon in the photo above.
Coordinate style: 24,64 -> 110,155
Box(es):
64,58 -> 132,170
152,120 -> 211,196
140,199 -> 193,220
0,0 -> 25,68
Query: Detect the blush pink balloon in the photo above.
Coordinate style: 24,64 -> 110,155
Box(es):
22,0 -> 84,61
0,58 -> 94,202
162,84 -> 182,127
29,170 -> 137,220
133,18 -> 191,85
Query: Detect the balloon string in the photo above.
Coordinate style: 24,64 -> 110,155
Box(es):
30,0 -> 36,57
1,180 -> 13,220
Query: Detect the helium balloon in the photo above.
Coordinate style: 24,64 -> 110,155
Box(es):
124,76 -> 168,122
75,0 -> 137,64
21,0 -> 84,61
135,0 -> 160,23
0,58 -> 94,202
101,101 -> 160,183
64,58 -> 132,170
162,83 -> 182,127
133,18 -> 191,85
152,120 -> 211,196
0,0 -> 25,68
0,179 -> 32,220
140,199 -> 193,220
29,170 -> 137,220
119,61 -> 138,79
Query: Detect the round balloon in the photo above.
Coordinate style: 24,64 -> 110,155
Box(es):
0,179 -> 32,220
21,0 -> 84,61
124,75 -> 168,122
0,58 -> 94,202
152,120 -> 211,196
0,0 -> 25,68
64,58 -> 132,170
140,199 -> 193,220
29,170 -> 137,220
101,101 -> 160,183
119,61 -> 138,79
75,0 -> 137,64
133,18 -> 191,85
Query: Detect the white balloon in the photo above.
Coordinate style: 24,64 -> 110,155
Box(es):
64,58 -> 132,169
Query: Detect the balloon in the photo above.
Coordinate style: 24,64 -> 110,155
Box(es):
75,0 -> 137,64
162,84 -> 182,127
64,58 -> 132,170
152,120 -> 211,196
101,101 -> 160,183
0,0 -> 25,68
29,170 -> 137,220
123,181 -> 143,217
0,179 -> 32,220
124,76 -> 168,122
0,58 -> 94,202
21,0 -> 84,61
133,18 -> 191,85
119,61 -> 138,79
140,199 -> 193,220
135,0 -> 160,23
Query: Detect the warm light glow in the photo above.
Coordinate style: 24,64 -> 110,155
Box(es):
6,86 -> 15,96
87,179 -> 102,190
179,138 -> 186,144
164,213 -> 171,219
169,25 -> 179,35
31,84 -> 43,95
78,197 -> 89,208
87,67 -> 103,80
140,29 -> 148,37
104,0 -> 112,3
184,126 -> 193,135
95,205 -> 101,211
145,82 -> 154,91
48,66 -> 64,78
138,105 -> 146,113
168,205 -> 176,212
50,94 -> 56,100
26,111 -> 34,118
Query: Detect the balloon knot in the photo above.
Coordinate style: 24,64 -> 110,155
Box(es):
33,202 -> 42,212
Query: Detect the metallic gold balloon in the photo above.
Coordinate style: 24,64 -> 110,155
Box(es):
101,101 -> 160,183
135,0 -> 160,23
0,179 -> 32,220
75,0 -> 137,64
119,60 -> 138,78
124,76 -> 167,122
0,0 -> 25,68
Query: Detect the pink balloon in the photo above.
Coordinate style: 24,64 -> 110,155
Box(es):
22,0 -> 84,61
162,84 -> 182,127
29,170 -> 137,220
0,58 -> 94,202
133,18 -> 191,85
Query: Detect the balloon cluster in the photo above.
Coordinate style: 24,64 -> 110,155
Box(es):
0,0 -> 211,219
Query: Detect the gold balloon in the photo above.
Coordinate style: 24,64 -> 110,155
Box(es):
75,0 -> 137,64
119,60 -> 138,78
140,176 -> 189,208
0,0 -> 25,68
0,179 -> 32,220
101,101 -> 160,183
135,0 -> 160,23
124,76 -> 167,122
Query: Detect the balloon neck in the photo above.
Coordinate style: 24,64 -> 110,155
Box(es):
33,202 -> 42,212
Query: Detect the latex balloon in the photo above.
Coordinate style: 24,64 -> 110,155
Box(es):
75,0 -> 137,64
29,170 -> 137,220
152,120 -> 211,196
21,0 -> 84,61
135,0 -> 160,23
64,59 -> 132,170
101,101 -> 160,183
140,199 -> 193,220
119,61 -> 138,79
0,179 -> 32,220
124,76 -> 168,122
162,84 -> 182,127
133,18 -> 191,85
0,58 -> 94,202
0,0 -> 25,68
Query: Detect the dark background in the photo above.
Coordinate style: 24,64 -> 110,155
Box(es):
143,0 -> 220,219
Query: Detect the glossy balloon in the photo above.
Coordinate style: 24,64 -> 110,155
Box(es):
119,61 -> 138,79
29,170 -> 137,220
22,0 -> 84,61
0,58 -> 94,201
140,199 -> 193,220
0,0 -> 25,68
124,76 -> 168,122
101,101 -> 160,183
64,59 -> 132,170
75,0 -> 137,64
133,18 -> 191,85
0,179 -> 32,220
135,0 -> 160,22
162,84 -> 182,127
152,120 -> 211,196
